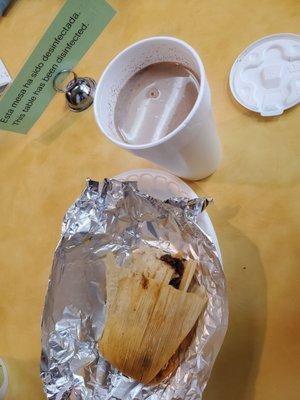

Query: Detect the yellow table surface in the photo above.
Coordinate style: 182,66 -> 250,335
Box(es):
0,1 -> 299,399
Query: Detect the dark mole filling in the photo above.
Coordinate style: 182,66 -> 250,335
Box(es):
160,254 -> 185,289
141,274 -> 149,289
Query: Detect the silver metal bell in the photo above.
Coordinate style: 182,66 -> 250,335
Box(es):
53,70 -> 96,112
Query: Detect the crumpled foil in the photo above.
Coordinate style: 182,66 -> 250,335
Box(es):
41,179 -> 228,400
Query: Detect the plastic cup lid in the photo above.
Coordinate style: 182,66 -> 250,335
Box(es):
229,33 -> 300,116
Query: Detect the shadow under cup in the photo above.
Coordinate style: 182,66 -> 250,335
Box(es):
94,36 -> 221,181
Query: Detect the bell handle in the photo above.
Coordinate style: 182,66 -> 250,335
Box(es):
53,69 -> 78,93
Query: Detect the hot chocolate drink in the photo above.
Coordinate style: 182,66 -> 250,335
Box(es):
114,62 -> 199,145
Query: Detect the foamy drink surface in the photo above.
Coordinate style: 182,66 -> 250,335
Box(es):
114,62 -> 199,145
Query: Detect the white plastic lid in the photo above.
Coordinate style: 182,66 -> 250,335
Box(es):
229,33 -> 300,116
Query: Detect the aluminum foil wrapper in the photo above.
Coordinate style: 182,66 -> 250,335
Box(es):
41,179 -> 228,400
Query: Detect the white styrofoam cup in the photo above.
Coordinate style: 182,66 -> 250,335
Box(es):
94,36 -> 221,180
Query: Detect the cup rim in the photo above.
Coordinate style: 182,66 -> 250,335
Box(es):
94,36 -> 206,150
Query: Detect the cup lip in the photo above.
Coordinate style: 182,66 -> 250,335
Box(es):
94,36 -> 206,150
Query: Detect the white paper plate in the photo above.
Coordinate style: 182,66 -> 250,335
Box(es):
114,168 -> 222,262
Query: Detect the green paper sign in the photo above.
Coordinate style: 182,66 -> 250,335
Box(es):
0,0 -> 115,134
